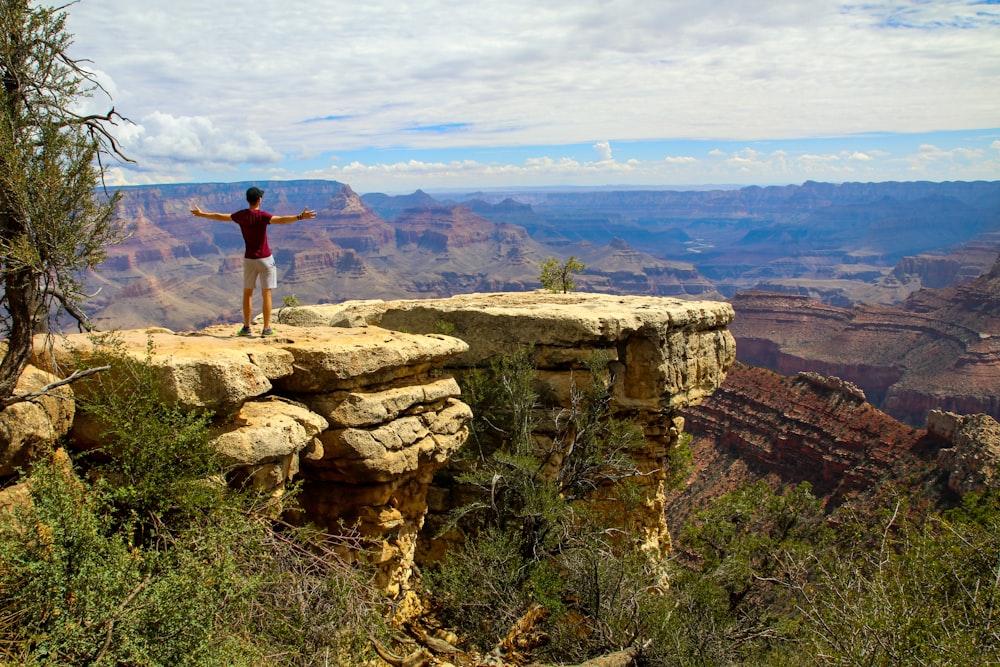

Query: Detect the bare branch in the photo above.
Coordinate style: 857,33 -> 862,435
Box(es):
45,284 -> 95,332
93,572 -> 152,664
1,364 -> 109,408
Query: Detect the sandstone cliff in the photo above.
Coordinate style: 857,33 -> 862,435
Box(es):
7,293 -> 735,601
276,292 -> 736,559
29,323 -> 471,597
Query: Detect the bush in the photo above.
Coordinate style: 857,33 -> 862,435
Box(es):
0,338 -> 388,666
648,482 -> 829,666
428,347 -> 672,662
799,491 -> 1000,665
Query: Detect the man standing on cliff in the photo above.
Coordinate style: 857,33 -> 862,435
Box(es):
191,186 -> 316,336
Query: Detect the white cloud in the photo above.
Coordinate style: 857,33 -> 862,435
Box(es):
61,0 -> 1000,188
593,141 -> 613,162
799,153 -> 841,163
66,0 -> 1000,157
117,112 -> 282,169
915,144 -> 985,162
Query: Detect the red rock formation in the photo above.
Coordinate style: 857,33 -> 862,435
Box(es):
672,363 -> 929,528
730,256 -> 1000,424
393,206 -> 525,251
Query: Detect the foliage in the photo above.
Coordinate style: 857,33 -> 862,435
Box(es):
72,333 -> 223,538
276,294 -> 301,323
433,319 -> 456,335
652,481 -> 829,666
538,255 -> 585,293
798,491 -> 1000,666
428,347 -> 672,661
0,340 -> 388,665
456,345 -> 540,463
0,0 -> 130,398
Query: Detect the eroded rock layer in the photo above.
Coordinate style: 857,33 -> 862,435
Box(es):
681,363 -> 924,509
294,292 -> 737,558
30,324 -> 471,596
17,292 -> 736,597
675,362 -> 1000,533
731,255 -> 1000,425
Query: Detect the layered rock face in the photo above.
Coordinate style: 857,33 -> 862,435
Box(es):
292,292 -> 737,557
680,363 -> 925,513
29,324 -> 471,596
11,292 -> 735,597
928,410 -> 1000,496
675,363 -> 1000,532
85,181 -> 724,332
0,363 -> 75,477
731,256 -> 1000,425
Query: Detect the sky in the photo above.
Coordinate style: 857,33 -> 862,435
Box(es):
64,0 -> 1000,194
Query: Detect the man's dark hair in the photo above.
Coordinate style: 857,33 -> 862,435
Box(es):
246,186 -> 265,204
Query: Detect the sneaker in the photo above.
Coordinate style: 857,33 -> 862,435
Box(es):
261,327 -> 275,336
236,325 -> 252,336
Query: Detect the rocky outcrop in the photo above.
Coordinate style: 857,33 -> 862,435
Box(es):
680,363 -> 925,513
29,324 -> 471,596
675,363 -> 1000,532
291,292 -> 737,557
929,410 -> 1000,496
9,292 -> 735,599
393,206 -> 527,252
0,363 -> 75,477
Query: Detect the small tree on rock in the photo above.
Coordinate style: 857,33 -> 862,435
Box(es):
538,255 -> 585,293
0,0 -> 130,400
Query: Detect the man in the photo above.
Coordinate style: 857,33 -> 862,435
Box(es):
191,186 -> 316,336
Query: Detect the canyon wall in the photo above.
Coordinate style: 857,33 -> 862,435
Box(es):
675,361 -> 1000,533
275,292 -> 736,559
731,255 -> 1000,425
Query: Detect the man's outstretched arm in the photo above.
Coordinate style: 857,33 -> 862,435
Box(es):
190,205 -> 233,222
271,207 -> 318,225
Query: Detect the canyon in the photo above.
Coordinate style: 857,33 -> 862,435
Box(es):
4,288 -> 1000,665
76,178 -> 1000,444
83,179 -> 1000,334
730,251 -> 1000,425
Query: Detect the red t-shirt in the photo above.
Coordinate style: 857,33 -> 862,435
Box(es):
231,208 -> 273,259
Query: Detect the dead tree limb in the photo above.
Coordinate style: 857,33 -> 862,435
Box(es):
1,364 -> 109,407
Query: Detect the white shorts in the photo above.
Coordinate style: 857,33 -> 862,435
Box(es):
243,256 -> 277,291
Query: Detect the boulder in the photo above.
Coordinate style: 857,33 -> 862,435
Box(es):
0,365 -> 75,476
210,396 -> 328,468
931,410 -> 1000,495
267,326 -> 468,393
307,377 -> 462,428
31,328 -> 293,412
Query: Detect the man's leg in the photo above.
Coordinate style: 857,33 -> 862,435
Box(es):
262,288 -> 272,329
242,288 -> 254,328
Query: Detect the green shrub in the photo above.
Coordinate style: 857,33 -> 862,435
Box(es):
800,491 -> 1000,665
0,338 -> 387,665
650,481 -> 829,666
428,347 -> 669,661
